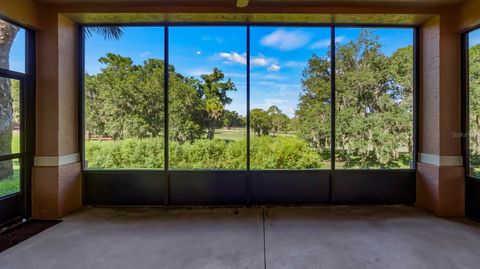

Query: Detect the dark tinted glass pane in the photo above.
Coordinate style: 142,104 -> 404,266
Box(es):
0,158 -> 20,197
0,77 -> 20,155
84,26 -> 165,169
0,19 -> 25,73
250,27 -> 331,169
168,26 -> 247,170
469,29 -> 480,176
334,28 -> 414,169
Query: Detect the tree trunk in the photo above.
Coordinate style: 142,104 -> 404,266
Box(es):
207,127 -> 214,140
0,21 -> 19,180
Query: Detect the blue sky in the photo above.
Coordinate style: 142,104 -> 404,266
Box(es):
471,28 -> 480,47
8,28 -> 26,73
84,26 -> 413,117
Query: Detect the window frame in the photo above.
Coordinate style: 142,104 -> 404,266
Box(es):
79,22 -> 418,206
462,25 -> 480,179
80,22 -> 418,172
462,25 -> 480,222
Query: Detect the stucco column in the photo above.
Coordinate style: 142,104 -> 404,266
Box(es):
416,14 -> 464,217
32,13 -> 82,219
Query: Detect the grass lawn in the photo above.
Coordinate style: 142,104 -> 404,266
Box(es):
0,159 -> 20,197
0,131 -> 21,197
12,130 -> 20,153
215,128 -> 295,141
214,128 -> 246,141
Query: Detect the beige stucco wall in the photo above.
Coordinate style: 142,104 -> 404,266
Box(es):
0,0 -> 39,28
459,0 -> 480,33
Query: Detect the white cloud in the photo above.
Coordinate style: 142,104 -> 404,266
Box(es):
218,53 -> 272,68
309,39 -> 330,49
260,29 -> 313,51
196,51 -> 202,55
219,52 -> 247,65
309,36 -> 346,49
268,64 -> 281,72
251,56 -> 268,66
140,51 -> 151,58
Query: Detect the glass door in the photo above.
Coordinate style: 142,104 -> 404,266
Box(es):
0,18 -> 31,227
0,76 -> 26,226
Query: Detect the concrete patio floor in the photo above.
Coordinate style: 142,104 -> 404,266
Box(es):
1,205 -> 480,269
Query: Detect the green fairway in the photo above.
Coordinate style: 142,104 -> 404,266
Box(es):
214,129 -> 246,141
0,131 -> 21,197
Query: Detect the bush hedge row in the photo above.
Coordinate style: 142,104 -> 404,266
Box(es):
85,136 -> 328,169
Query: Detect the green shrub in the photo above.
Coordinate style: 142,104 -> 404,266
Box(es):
251,136 -> 324,169
85,136 -> 326,169
85,138 -> 164,168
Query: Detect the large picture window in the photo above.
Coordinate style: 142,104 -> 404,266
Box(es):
468,28 -> 480,177
82,25 -> 415,171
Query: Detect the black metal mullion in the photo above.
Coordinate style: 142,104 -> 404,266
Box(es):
0,68 -> 26,80
23,28 -> 36,219
0,154 -> 22,162
246,25 -> 251,172
246,25 -> 251,205
164,26 -> 170,205
18,78 -> 26,202
78,26 -> 87,206
413,26 -> 420,170
461,32 -> 470,175
78,27 -> 86,171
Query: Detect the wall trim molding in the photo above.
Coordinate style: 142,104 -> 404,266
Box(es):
419,153 -> 463,166
34,153 -> 80,167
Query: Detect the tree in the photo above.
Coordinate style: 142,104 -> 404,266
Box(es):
197,68 -> 237,139
251,108 -> 272,136
334,30 -> 408,167
87,54 -> 141,139
85,54 -> 207,143
469,44 -> 480,172
223,110 -> 245,129
297,30 -> 413,168
168,67 -> 205,143
267,106 -> 290,135
296,53 -> 331,150
83,27 -> 125,141
0,20 -> 19,179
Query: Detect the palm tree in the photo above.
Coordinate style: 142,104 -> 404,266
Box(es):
0,24 -> 123,180
84,27 -> 124,40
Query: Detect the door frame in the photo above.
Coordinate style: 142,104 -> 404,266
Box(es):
0,17 -> 35,228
